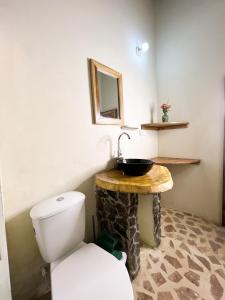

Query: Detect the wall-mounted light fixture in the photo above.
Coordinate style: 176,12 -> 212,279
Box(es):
136,42 -> 149,56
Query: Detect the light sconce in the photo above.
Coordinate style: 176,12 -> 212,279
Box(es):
136,42 -> 149,56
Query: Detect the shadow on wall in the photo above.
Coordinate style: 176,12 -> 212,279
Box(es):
6,158 -> 115,300
76,158 -> 116,241
6,210 -> 48,300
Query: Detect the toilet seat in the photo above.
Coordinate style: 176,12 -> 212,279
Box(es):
51,243 -> 134,300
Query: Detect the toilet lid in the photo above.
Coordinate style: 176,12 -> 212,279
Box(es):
51,243 -> 134,300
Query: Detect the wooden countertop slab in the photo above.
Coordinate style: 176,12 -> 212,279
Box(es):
95,165 -> 173,194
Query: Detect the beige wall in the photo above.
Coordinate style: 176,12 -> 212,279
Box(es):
155,0 -> 225,223
0,186 -> 11,299
0,0 -> 158,299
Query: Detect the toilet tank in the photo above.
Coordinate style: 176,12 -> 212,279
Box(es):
30,191 -> 85,263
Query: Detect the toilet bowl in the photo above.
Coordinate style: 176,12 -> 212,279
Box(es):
30,191 -> 134,300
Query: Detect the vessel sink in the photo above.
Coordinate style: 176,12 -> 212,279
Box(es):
117,158 -> 154,176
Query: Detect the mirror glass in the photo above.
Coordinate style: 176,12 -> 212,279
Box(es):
97,71 -> 119,119
90,59 -> 124,125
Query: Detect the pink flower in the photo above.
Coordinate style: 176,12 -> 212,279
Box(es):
160,103 -> 171,111
161,103 -> 171,109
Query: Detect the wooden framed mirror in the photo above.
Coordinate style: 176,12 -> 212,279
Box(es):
89,59 -> 124,125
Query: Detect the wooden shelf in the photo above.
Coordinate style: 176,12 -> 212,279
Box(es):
151,157 -> 201,165
141,122 -> 189,130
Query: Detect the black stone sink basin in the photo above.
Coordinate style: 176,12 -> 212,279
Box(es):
117,158 -> 154,176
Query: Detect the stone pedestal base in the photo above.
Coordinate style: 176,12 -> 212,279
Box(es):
96,188 -> 140,280
153,193 -> 161,246
96,188 -> 161,280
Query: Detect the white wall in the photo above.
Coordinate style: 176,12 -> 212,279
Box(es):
155,0 -> 225,224
0,0 -> 158,299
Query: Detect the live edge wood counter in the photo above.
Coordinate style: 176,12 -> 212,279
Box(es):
95,165 -> 173,280
95,165 -> 173,194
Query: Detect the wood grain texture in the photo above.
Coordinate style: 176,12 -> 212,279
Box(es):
151,157 -> 201,165
89,58 -> 124,125
95,165 -> 173,194
141,122 -> 189,130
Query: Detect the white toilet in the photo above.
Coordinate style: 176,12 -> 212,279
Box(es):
30,191 -> 134,300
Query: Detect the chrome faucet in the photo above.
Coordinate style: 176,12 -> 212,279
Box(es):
117,132 -> 131,159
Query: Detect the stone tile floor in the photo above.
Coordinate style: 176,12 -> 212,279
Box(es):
132,208 -> 225,300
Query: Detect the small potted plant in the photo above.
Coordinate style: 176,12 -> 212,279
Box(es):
160,103 -> 171,123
